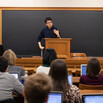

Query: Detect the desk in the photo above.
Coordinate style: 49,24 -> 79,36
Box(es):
80,90 -> 103,95
73,77 -> 80,83
16,57 -> 103,68
23,67 -> 81,83
13,90 -> 103,103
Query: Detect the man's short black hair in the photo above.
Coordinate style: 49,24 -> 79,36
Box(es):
44,17 -> 52,23
43,48 -> 57,66
0,56 -> 8,72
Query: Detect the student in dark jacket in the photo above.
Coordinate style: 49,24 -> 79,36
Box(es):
80,58 -> 103,85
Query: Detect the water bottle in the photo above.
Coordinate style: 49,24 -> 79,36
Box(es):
21,71 -> 28,84
24,71 -> 28,77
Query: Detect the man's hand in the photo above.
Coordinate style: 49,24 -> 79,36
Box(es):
38,42 -> 44,50
40,46 -> 44,50
53,29 -> 60,38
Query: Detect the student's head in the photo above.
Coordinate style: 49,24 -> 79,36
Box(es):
49,59 -> 69,102
43,48 -> 57,66
49,59 -> 68,84
45,17 -> 53,29
3,49 -> 17,66
86,58 -> 101,78
0,56 -> 8,72
24,73 -> 52,103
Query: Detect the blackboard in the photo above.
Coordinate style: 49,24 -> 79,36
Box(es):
2,10 -> 103,57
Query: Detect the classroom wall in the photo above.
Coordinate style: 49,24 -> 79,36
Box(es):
0,0 -> 103,7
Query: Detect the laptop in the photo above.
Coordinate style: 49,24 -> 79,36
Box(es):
47,91 -> 63,103
68,75 -> 72,85
10,73 -> 19,79
81,64 -> 87,75
82,94 -> 103,103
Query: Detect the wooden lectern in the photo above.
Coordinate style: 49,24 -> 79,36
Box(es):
45,38 -> 72,58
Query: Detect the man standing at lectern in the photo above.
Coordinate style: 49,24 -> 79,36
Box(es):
37,17 -> 61,50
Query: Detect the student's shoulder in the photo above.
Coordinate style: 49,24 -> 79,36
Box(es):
68,85 -> 80,96
37,65 -> 43,68
9,66 -> 24,71
1,73 -> 19,85
13,65 -> 23,69
16,66 -> 24,70
80,75 -> 89,84
99,74 -> 103,79
5,72 -> 16,80
80,75 -> 88,79
70,85 -> 79,91
37,65 -> 49,70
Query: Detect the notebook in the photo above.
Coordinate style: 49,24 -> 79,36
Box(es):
47,91 -> 63,103
82,94 -> 103,103
81,64 -> 87,75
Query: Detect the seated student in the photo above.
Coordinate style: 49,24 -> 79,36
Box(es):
80,58 -> 103,85
3,49 -> 25,80
36,48 -> 57,75
24,73 -> 52,103
49,59 -> 80,103
0,57 -> 24,103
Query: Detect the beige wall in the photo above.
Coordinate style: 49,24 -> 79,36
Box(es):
0,0 -> 103,7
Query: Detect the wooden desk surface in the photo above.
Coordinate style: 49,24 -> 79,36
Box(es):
16,57 -> 103,66
16,56 -> 103,62
15,57 -> 103,102
13,90 -> 103,103
24,67 -> 80,83
16,56 -> 103,84
80,90 -> 103,95
73,77 -> 80,83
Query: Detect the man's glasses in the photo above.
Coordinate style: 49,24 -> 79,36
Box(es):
46,22 -> 53,24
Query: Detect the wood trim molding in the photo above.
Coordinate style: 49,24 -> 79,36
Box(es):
0,9 -> 2,44
0,7 -> 103,10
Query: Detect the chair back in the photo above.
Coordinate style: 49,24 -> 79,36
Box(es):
71,53 -> 86,57
79,83 -> 103,90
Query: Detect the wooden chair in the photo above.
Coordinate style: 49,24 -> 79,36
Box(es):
68,70 -> 72,75
75,70 -> 80,76
101,70 -> 103,74
70,53 -> 86,57
79,83 -> 103,90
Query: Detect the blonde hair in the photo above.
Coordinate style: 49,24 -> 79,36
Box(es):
24,73 -> 52,103
3,49 -> 17,65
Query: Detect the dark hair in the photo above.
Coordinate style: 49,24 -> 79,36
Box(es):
44,17 -> 52,23
49,59 -> 69,103
43,48 -> 57,66
86,58 -> 101,78
0,56 -> 8,72
0,45 -> 4,56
